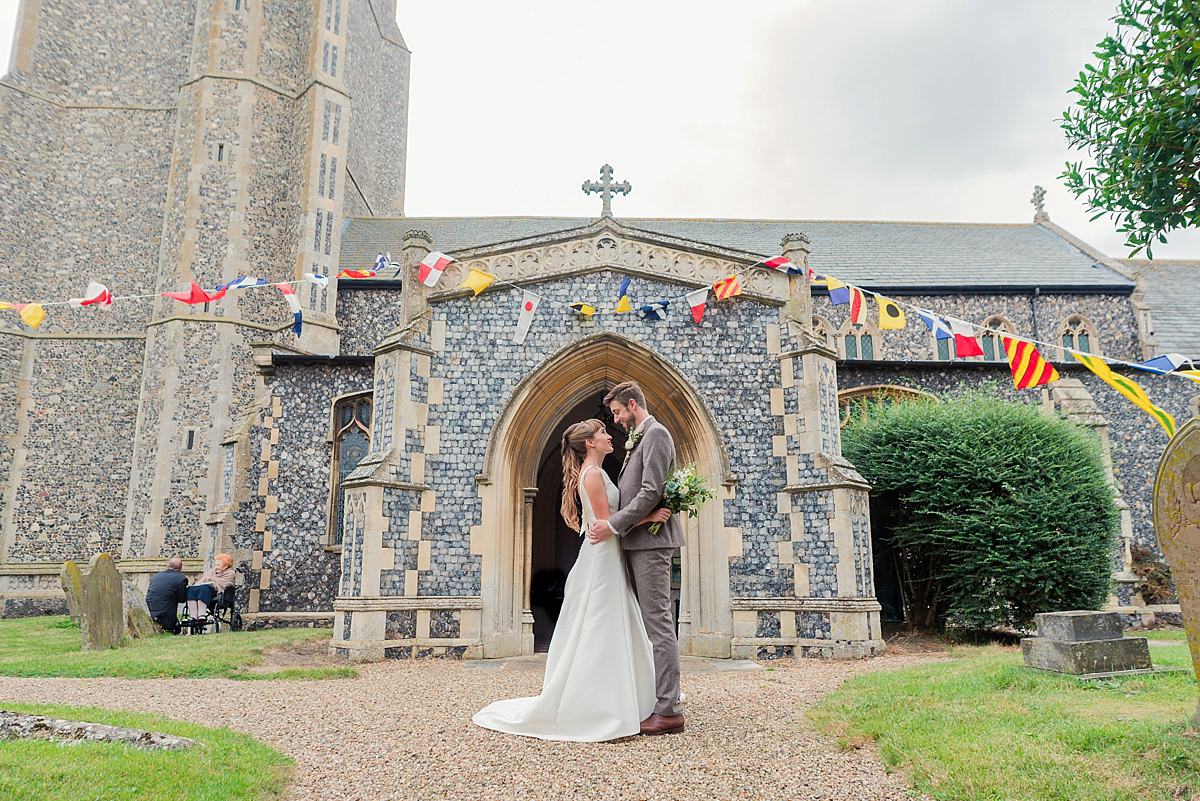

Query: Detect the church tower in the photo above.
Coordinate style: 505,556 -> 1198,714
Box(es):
0,0 -> 409,609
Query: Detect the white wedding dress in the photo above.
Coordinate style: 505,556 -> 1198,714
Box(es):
472,465 -> 656,741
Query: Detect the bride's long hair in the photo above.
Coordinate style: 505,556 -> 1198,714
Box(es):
560,418 -> 606,531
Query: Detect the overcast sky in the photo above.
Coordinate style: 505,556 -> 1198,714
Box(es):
3,0 -> 1198,260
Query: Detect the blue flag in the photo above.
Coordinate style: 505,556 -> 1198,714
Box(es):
639,300 -> 669,320
915,308 -> 953,339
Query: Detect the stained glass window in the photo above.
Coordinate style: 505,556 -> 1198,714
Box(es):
330,394 -> 371,546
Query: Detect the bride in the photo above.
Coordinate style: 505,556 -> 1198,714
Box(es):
472,419 -> 667,741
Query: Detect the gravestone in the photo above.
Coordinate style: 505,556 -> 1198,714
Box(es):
1153,417 -> 1200,726
80,554 -> 124,651
1022,610 -> 1151,674
59,560 -> 83,622
121,579 -> 158,640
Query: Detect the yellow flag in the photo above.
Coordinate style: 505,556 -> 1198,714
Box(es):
1075,353 -> 1175,436
570,302 -> 596,317
460,269 -> 495,296
615,295 -> 633,313
876,296 -> 905,330
2,302 -> 45,328
1178,369 -> 1200,386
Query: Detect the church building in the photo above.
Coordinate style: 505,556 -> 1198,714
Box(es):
1,0 -> 1195,660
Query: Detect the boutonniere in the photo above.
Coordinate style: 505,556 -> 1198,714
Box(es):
625,428 -> 645,452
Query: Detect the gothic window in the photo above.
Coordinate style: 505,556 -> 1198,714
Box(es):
328,393 -> 372,546
812,316 -> 835,349
1058,315 -> 1100,361
980,316 -> 1016,362
839,319 -> 881,360
838,384 -> 938,427
935,337 -> 952,361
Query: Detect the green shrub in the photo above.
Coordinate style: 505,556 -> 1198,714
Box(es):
842,394 -> 1118,631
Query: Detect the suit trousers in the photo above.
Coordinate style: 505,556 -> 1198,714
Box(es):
624,547 -> 682,717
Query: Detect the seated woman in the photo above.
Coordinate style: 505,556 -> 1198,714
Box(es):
185,553 -> 235,619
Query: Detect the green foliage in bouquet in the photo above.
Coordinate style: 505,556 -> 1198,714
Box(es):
649,464 -> 717,535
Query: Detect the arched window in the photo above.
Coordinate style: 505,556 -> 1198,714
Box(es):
838,384 -> 939,426
326,392 -> 372,546
980,316 -> 1017,362
839,318 -> 881,360
812,316 -> 835,349
1058,315 -> 1100,361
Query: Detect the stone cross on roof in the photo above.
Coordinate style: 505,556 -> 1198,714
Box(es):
582,164 -> 631,218
1032,185 -> 1047,220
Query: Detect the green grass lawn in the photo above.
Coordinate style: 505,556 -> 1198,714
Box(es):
0,616 -> 356,679
0,702 -> 291,801
1131,629 -> 1189,643
810,643 -> 1199,801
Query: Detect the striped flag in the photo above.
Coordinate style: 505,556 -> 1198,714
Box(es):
1075,352 -> 1175,435
616,276 -> 633,312
0,302 -> 46,328
848,287 -> 868,325
826,276 -> 851,305
163,281 -> 227,304
712,275 -> 742,300
419,252 -> 454,287
639,301 -> 669,320
514,291 -> 539,343
272,283 -> 303,336
947,318 -> 984,358
69,281 -> 113,309
685,287 -> 709,323
1001,336 -> 1059,389
877,296 -> 905,329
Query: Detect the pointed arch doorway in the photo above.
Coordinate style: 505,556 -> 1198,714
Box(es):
473,334 -> 734,658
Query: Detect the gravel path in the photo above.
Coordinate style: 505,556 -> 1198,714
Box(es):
1,652 -> 941,800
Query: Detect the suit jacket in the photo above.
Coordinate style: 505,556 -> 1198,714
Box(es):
608,416 -> 686,551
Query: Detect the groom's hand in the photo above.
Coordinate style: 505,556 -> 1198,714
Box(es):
587,520 -> 615,545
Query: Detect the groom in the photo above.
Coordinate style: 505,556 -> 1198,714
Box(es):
588,380 -> 685,735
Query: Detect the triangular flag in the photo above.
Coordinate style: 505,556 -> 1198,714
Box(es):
1001,336 -> 1059,389
947,318 -> 984,358
461,269 -> 495,296
69,281 -> 113,309
163,282 -> 226,304
569,302 -> 596,317
915,308 -> 953,339
1,302 -> 46,328
616,276 -> 633,313
712,275 -> 742,300
304,272 -> 329,288
849,287 -> 868,325
826,276 -> 850,305
272,283 -> 303,336
514,291 -> 539,343
1132,353 -> 1193,374
419,252 -> 454,287
639,301 -> 669,320
215,276 -> 267,291
1075,353 -> 1175,436
685,288 -> 709,323
876,296 -> 905,330
337,269 -> 376,279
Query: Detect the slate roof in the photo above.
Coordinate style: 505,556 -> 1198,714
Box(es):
1124,260 -> 1200,358
339,216 -> 1135,291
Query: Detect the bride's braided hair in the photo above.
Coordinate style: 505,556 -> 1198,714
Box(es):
560,419 -> 606,531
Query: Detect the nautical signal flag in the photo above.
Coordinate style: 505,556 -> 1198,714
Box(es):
1133,353 -> 1193,374
272,283 -> 303,336
419,252 -> 454,288
848,287 -> 868,325
215,276 -> 266,292
337,269 -> 376,279
460,269 -> 495,296
826,276 -> 851,305
639,301 -> 669,320
712,275 -> 742,300
569,302 -> 596,317
163,281 -> 226,304
1001,336 -> 1059,389
514,291 -> 539,344
0,302 -> 46,328
759,256 -> 800,274
305,272 -> 329,288
616,276 -> 633,313
374,252 -> 390,272
69,281 -> 113,309
877,296 -> 905,330
947,318 -> 984,358
685,287 -> 709,323
1074,352 -> 1175,436
915,308 -> 953,340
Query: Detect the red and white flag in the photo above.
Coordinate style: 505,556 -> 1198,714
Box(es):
69,281 -> 112,309
761,256 -> 796,272
163,281 -> 226,304
948,318 -> 984,358
272,283 -> 303,336
419,252 -> 454,287
686,287 -> 709,323
514,291 -> 539,344
849,287 -> 868,325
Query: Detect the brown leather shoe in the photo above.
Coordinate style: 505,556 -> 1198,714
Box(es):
639,713 -> 685,735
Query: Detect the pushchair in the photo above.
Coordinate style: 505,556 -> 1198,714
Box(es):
179,585 -> 243,634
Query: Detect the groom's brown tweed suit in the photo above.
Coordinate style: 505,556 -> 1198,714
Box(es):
607,415 -> 684,718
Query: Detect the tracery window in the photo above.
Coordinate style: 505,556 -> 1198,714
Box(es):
839,319 -> 880,360
812,316 -> 835,349
980,316 -> 1017,362
327,393 -> 372,546
838,384 -> 939,426
1058,315 -> 1100,361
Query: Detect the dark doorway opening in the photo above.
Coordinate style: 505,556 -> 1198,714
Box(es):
529,392 -> 627,651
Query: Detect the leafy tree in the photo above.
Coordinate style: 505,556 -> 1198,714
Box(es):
1061,0 -> 1200,256
842,395 -> 1119,631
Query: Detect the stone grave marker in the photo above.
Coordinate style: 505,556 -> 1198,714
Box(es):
1153,416 -> 1200,726
59,560 -> 83,622
122,579 -> 158,640
80,554 -> 124,651
1022,610 -> 1151,674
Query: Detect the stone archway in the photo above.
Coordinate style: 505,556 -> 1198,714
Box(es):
472,333 -> 734,658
